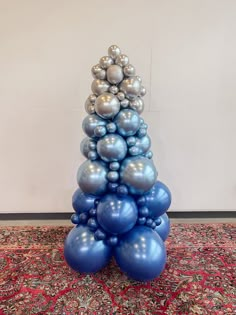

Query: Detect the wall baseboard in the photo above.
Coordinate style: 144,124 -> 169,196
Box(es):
0,211 -> 235,221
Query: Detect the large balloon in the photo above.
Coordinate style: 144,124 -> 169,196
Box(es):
120,156 -> 157,195
97,134 -> 127,162
95,93 -> 120,119
106,65 -> 124,84
154,213 -> 170,241
82,114 -> 106,138
143,181 -> 171,218
114,109 -> 140,137
72,188 -> 97,214
114,226 -> 166,281
108,45 -> 121,59
77,160 -> 108,195
97,194 -> 138,235
119,76 -> 141,100
64,225 -> 112,273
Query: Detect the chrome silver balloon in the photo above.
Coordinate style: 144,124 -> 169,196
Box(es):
107,65 -> 124,84
91,79 -> 110,95
129,135 -> 151,156
91,64 -> 106,80
97,134 -> 127,162
108,45 -> 121,59
95,93 -> 120,119
140,86 -> 146,97
82,114 -> 107,138
123,64 -> 136,77
117,92 -> 125,101
88,94 -> 97,104
120,99 -> 129,108
109,161 -> 120,171
88,151 -> 98,160
109,85 -> 119,94
120,156 -> 157,195
115,54 -> 129,67
85,98 -> 95,114
119,76 -> 141,100
99,56 -> 114,69
107,171 -> 119,182
136,76 -> 142,82
129,97 -> 144,114
114,109 -> 140,137
77,160 -> 108,195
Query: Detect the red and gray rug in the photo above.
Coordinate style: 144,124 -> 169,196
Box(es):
0,223 -> 235,314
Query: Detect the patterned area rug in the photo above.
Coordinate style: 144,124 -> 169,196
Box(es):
0,224 -> 235,315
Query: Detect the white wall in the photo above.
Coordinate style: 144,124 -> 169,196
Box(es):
0,0 -> 235,213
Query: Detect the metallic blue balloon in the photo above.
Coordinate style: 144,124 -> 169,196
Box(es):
154,213 -> 170,241
97,194 -> 138,235
120,156 -> 157,195
97,134 -> 127,162
72,188 -> 97,213
77,160 -> 108,195
82,114 -> 106,138
64,225 -> 112,273
143,181 -> 171,218
114,226 -> 167,281
114,109 -> 140,137
129,135 -> 151,156
80,137 -> 96,159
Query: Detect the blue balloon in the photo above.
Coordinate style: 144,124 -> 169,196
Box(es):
114,109 -> 140,137
64,225 -> 112,273
154,213 -> 170,241
114,226 -> 166,281
97,134 -> 127,162
80,137 -> 97,159
97,194 -> 138,235
72,188 -> 97,213
82,114 -> 107,138
143,181 -> 171,218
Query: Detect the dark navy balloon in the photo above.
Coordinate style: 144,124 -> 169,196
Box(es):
97,194 -> 138,235
144,181 -> 171,218
64,225 -> 112,273
72,188 -> 97,213
114,226 -> 166,281
154,213 -> 170,241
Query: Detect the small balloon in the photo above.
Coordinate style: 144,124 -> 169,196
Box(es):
117,184 -> 129,195
114,226 -> 166,281
120,156 -> 157,195
154,213 -> 170,241
145,151 -> 153,159
89,208 -> 97,217
109,85 -> 119,94
107,171 -> 119,182
119,76 -> 141,100
71,213 -> 80,224
109,161 -> 120,171
97,194 -> 138,235
108,45 -> 121,59
79,212 -> 89,224
95,93 -> 120,119
99,56 -> 114,69
106,122 -> 117,133
97,134 -> 127,162
87,218 -> 99,231
80,137 -> 96,158
94,125 -> 107,137
126,136 -> 137,147
85,101 -> 95,114
129,135 -> 151,156
88,151 -> 98,161
77,160 -> 108,195
108,182 -> 119,192
107,65 -> 124,84
115,54 -> 129,67
138,206 -> 149,217
72,188 -> 97,213
114,109 -> 141,137
91,64 -> 106,80
82,114 -> 106,138
123,64 -> 136,76
94,228 -> 107,241
129,97 -> 144,114
64,225 -> 112,273
117,91 -> 125,101
120,99 -> 129,108
88,94 -> 97,104
91,79 -> 110,95
140,86 -> 146,96
106,236 -> 118,247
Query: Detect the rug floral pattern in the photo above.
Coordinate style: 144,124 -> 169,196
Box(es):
0,224 -> 235,314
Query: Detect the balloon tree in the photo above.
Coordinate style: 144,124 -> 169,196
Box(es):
64,45 -> 172,281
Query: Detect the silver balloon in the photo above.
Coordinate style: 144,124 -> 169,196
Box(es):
129,135 -> 151,156
115,54 -> 129,67
107,171 -> 119,182
97,134 -> 127,162
91,79 -> 110,95
95,93 -> 120,119
88,94 -> 97,104
123,64 -> 136,77
91,64 -> 106,80
77,160 -> 108,195
82,114 -> 107,138
119,76 -> 141,100
107,65 -> 124,84
136,76 -> 142,82
114,109 -> 140,137
120,156 -> 157,195
99,56 -> 114,69
108,45 -> 121,59
129,97 -> 144,114
120,99 -> 129,108
140,86 -> 146,97
80,137 -> 96,158
117,92 -> 125,101
85,98 -> 95,114
109,85 -> 119,94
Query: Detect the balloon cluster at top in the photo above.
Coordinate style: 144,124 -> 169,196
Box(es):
64,46 -> 172,282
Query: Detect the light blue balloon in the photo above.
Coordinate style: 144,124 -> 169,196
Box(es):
72,188 -> 97,213
154,213 -> 170,241
77,160 -> 108,195
114,226 -> 166,281
97,194 -> 138,235
114,109 -> 140,137
82,114 -> 106,138
120,156 -> 157,195
64,225 -> 112,273
97,134 -> 127,162
129,135 -> 151,156
80,137 -> 96,159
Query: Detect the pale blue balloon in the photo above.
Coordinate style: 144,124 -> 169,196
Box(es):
80,137 -> 96,158
114,109 -> 140,137
82,114 -> 106,138
97,134 -> 127,162
129,135 -> 151,156
120,156 -> 157,195
77,160 -> 108,195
